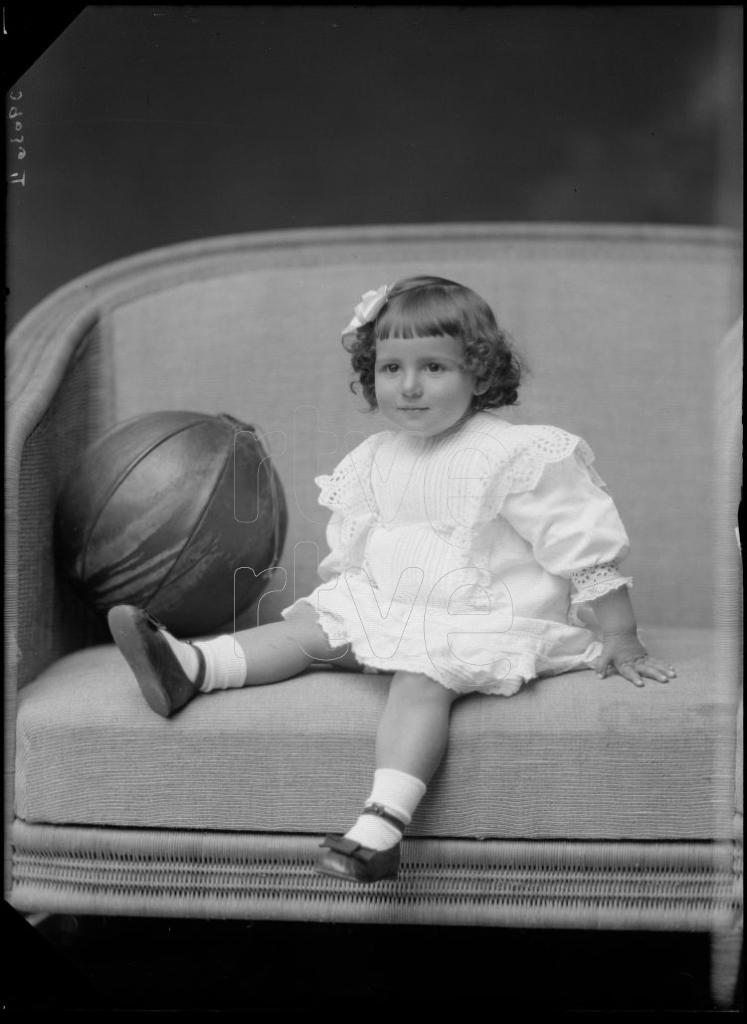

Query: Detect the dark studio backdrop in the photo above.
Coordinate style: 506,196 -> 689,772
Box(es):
4,4 -> 742,332
3,4 -> 743,1014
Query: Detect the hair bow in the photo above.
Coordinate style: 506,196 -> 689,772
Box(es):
341,284 -> 390,338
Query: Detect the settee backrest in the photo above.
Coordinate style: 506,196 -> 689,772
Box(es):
8,225 -> 741,648
99,225 -> 741,629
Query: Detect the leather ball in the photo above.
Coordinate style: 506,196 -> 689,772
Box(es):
55,410 -> 287,637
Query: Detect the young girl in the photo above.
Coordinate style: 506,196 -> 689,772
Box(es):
107,275 -> 676,884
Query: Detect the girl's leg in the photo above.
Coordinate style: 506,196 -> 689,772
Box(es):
108,600 -> 360,717
340,672 -> 460,852
374,669 -> 461,780
228,601 -> 361,685
317,671 -> 461,880
166,600 -> 360,688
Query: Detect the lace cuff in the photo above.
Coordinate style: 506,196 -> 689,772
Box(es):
570,563 -> 632,604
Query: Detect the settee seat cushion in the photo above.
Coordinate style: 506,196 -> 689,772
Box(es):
15,625 -> 737,841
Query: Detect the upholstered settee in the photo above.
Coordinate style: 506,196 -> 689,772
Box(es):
5,224 -> 742,1005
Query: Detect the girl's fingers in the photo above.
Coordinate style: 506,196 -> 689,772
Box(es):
617,657 -> 676,686
640,658 -> 676,682
595,655 -> 676,685
638,663 -> 670,683
619,663 -> 645,688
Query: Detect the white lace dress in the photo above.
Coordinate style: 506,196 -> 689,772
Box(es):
282,410 -> 632,696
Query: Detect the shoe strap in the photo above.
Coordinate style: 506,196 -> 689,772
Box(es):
361,802 -> 407,834
143,609 -> 168,631
184,640 -> 207,690
143,609 -> 206,690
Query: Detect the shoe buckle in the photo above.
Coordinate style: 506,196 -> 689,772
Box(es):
361,802 -> 407,833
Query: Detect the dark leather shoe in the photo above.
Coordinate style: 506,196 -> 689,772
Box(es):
315,835 -> 400,883
107,605 -> 206,718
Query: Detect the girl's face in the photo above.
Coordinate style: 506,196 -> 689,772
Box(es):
374,334 -> 483,439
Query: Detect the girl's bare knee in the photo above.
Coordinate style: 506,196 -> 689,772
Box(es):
390,670 -> 460,705
283,602 -> 352,663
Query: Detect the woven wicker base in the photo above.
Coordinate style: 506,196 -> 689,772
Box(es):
11,821 -> 742,932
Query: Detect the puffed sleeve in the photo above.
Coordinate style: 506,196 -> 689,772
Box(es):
314,434 -> 379,582
496,429 -> 632,605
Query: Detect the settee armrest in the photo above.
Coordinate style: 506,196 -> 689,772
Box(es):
7,299 -> 120,679
6,305 -> 117,688
5,297 -> 117,894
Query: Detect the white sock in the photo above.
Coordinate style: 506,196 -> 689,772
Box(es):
162,632 -> 247,691
193,635 -> 247,692
344,768 -> 427,851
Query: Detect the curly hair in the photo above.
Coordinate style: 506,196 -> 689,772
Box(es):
342,275 -> 524,412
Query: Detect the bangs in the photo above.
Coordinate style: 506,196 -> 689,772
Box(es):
345,273 -> 522,413
374,287 -> 466,340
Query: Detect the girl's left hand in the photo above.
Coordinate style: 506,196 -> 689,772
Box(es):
593,632 -> 677,688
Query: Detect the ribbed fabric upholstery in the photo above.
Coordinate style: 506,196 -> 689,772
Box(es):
15,626 -> 736,840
